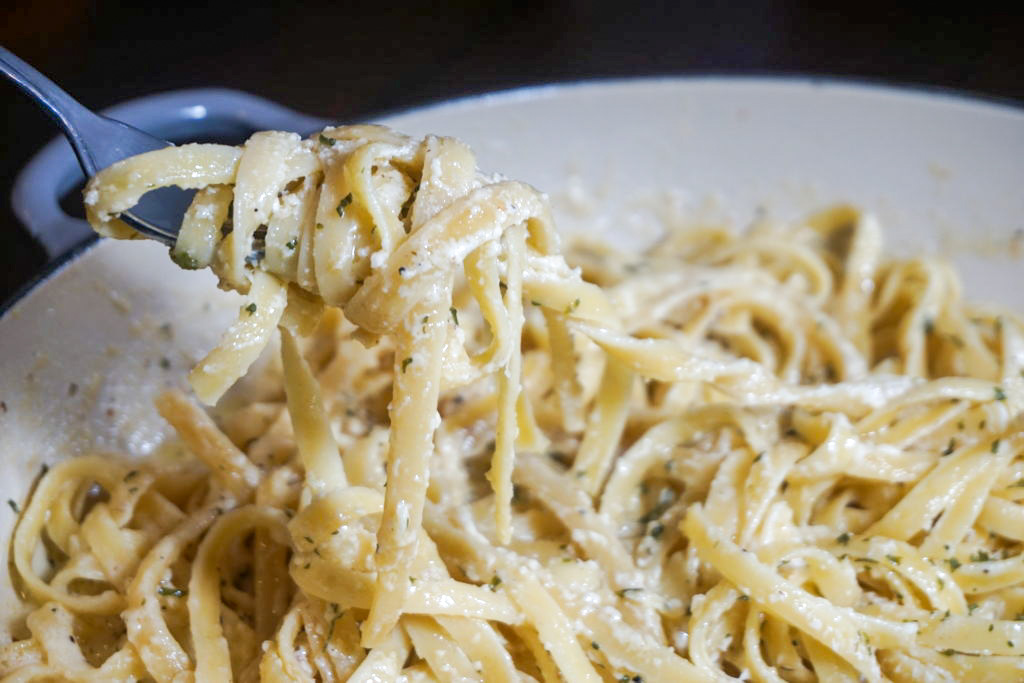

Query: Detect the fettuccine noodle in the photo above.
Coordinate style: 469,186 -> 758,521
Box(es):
2,126 -> 1023,682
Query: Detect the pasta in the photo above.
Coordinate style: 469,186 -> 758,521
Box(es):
2,125 -> 1024,682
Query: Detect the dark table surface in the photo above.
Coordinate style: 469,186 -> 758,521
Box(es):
2,1 -> 1022,305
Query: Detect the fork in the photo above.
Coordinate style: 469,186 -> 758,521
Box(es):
0,46 -> 195,245
2,45 -> 339,249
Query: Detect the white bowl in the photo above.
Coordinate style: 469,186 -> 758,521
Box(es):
2,77 -> 1022,633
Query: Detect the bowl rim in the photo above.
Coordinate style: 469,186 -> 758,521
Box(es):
376,73 -> 1024,122
4,73 -> 1022,319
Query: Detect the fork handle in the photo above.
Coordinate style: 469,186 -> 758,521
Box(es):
0,46 -> 101,175
11,88 -> 331,258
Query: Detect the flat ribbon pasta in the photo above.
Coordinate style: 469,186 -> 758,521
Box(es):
3,127 -> 1023,682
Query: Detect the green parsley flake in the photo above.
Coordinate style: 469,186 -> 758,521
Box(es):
318,134 -> 336,147
7,499 -> 19,514
170,250 -> 201,270
994,386 -> 1007,401
401,357 -> 413,373
158,586 -> 186,597
638,500 -> 670,524
245,303 -> 257,315
488,575 -> 502,591
285,238 -> 297,250
399,192 -> 415,220
337,193 -> 353,217
836,532 -> 851,545
450,307 -> 459,325
886,555 -> 902,564
991,439 -> 1001,454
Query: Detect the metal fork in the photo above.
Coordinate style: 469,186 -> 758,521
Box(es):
3,46 -> 197,245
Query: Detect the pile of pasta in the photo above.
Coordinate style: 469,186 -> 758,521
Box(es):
2,125 -> 1024,682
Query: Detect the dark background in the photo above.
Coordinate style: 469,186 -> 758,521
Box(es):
2,1 -> 1022,303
